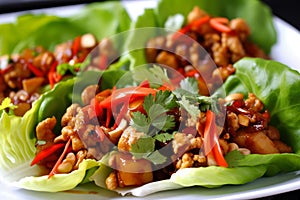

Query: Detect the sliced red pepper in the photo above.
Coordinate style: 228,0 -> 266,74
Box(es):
72,36 -> 81,56
27,63 -> 44,77
48,61 -> 60,89
53,72 -> 62,83
48,71 -> 55,89
99,87 -> 157,109
203,110 -> 228,167
210,17 -> 232,33
105,107 -> 112,128
113,102 -> 129,129
138,80 -> 150,88
172,16 -> 210,41
48,139 -> 71,179
30,143 -> 65,166
185,69 -> 199,77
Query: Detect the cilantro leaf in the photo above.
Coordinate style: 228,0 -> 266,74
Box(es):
153,132 -> 174,143
130,136 -> 155,155
197,96 -> 220,113
177,96 -> 200,121
173,77 -> 200,100
132,65 -> 170,88
132,90 -> 177,135
179,77 -> 199,94
130,137 -> 167,165
145,150 -> 167,165
131,111 -> 150,134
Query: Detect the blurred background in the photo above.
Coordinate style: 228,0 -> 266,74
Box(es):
0,0 -> 299,31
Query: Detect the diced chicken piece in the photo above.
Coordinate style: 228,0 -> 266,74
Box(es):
117,126 -> 144,151
81,84 -> 98,105
156,51 -> 179,69
233,130 -> 279,154
272,140 -> 293,153
108,153 -> 153,188
22,77 -> 45,95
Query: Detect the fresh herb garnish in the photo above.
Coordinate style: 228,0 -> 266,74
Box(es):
153,132 -> 174,143
130,136 -> 167,165
131,90 -> 177,136
132,65 -> 171,88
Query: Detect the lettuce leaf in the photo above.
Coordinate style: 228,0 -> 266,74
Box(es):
0,69 -> 126,191
126,0 -> 276,69
222,57 -> 300,154
0,1 -> 131,55
13,159 -> 99,192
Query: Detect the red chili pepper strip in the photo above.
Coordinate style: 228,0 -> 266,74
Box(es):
48,139 -> 71,179
27,63 -> 44,77
211,140 -> 228,167
190,16 -> 210,30
72,36 -> 81,56
48,72 -> 55,89
53,72 -> 62,83
203,110 -> 228,167
185,69 -> 199,77
210,17 -> 232,33
113,102 -> 128,129
30,143 -> 65,166
48,61 -> 60,89
173,16 -> 210,40
99,87 -> 157,109
105,108 -> 112,128
138,80 -> 150,88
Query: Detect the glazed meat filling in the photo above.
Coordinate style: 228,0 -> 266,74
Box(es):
33,83 -> 292,191
145,6 -> 269,96
0,34 -> 118,116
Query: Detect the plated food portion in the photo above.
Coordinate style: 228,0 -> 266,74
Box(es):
0,1 -> 131,116
0,0 -> 299,197
0,34 -> 117,116
145,6 -> 268,95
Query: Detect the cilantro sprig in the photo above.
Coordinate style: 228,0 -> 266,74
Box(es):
131,90 -> 177,136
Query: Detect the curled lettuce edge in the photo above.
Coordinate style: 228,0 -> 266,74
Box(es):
12,159 -> 99,192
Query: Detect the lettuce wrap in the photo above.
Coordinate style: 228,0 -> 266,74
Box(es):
0,0 -> 131,191
0,1 -> 131,54
88,58 -> 300,197
125,0 -> 276,69
0,69 -> 126,191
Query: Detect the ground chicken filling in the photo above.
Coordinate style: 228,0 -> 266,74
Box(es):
33,82 -> 292,191
0,34 -> 117,116
145,6 -> 269,96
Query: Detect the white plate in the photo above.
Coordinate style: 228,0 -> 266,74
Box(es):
0,1 -> 299,199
